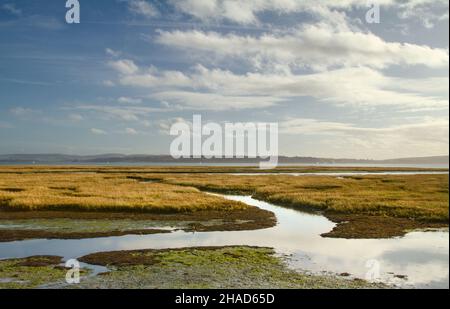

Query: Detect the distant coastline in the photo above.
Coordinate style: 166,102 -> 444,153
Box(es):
0,154 -> 448,168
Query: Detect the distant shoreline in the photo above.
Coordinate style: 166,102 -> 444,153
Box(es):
0,154 -> 448,168
0,161 -> 448,169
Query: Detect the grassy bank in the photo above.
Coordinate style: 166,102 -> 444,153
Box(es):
0,170 -> 276,241
0,247 -> 385,289
0,173 -> 248,213
157,174 -> 449,221
0,256 -> 89,289
0,167 -> 447,239
0,206 -> 276,242
154,173 -> 449,237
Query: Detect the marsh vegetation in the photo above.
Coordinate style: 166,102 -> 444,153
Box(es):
0,166 -> 448,288
74,246 -> 385,289
0,167 -> 448,238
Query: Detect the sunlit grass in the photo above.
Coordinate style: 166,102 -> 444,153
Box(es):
0,167 -> 448,222
0,173 -> 247,213
158,174 -> 449,222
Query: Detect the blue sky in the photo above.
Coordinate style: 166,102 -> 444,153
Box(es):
0,0 -> 448,159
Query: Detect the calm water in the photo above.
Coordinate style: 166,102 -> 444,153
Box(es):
0,194 -> 447,289
231,171 -> 449,176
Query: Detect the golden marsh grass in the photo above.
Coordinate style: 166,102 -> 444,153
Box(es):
157,173 -> 449,222
0,167 -> 448,223
0,173 -> 247,213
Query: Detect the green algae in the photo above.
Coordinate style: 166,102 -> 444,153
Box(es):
0,256 -> 90,289
75,246 -> 385,289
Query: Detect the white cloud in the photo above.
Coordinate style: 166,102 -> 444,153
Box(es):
169,0 -> 357,24
98,1 -> 448,158
108,59 -> 139,75
91,128 -> 107,135
68,113 -> 84,122
118,96 -> 143,104
280,117 -> 449,159
109,62 -> 449,110
169,0 -> 449,26
105,48 -> 121,57
128,0 -> 159,18
119,69 -> 192,88
105,7 -> 448,113
397,0 -> 449,28
10,107 -> 37,117
75,104 -> 167,122
103,80 -> 116,87
125,127 -> 138,135
156,26 -> 449,71
157,117 -> 192,135
151,91 -> 283,110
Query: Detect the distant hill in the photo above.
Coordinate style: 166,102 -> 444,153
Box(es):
0,154 -> 448,166
381,156 -> 449,165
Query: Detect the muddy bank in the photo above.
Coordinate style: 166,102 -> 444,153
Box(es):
0,247 -> 385,289
322,214 -> 448,239
150,175 -> 448,238
75,246 -> 385,289
0,228 -> 171,242
238,191 -> 448,239
263,201 -> 449,239
0,207 -> 276,242
226,190 -> 448,239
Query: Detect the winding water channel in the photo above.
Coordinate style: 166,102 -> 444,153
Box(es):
0,193 -> 448,289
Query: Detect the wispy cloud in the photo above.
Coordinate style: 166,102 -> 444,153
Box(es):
118,96 -> 143,104
168,0 -> 449,27
0,77 -> 54,86
74,104 -> 168,122
68,113 -> 84,122
107,61 -> 449,111
2,0 -> 448,158
151,91 -> 283,110
1,3 -> 22,16
108,59 -> 139,75
105,48 -> 122,58
10,107 -> 38,117
280,117 -> 449,159
155,26 -> 449,71
127,0 -> 159,18
125,127 -> 138,135
0,15 -> 65,30
90,128 -> 108,135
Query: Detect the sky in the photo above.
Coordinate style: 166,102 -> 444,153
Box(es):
0,0 -> 448,159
